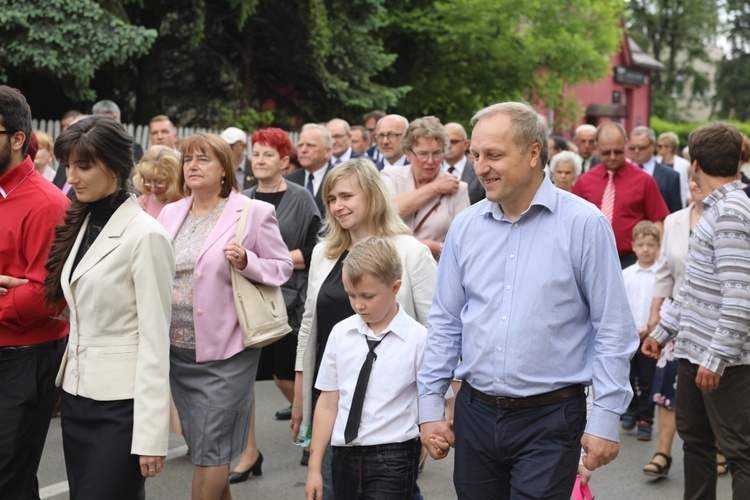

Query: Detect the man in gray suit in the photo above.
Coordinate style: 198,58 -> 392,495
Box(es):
444,122 -> 484,205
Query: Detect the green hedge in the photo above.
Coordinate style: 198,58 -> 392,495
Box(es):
651,117 -> 750,149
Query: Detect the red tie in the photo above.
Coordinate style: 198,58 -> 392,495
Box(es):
601,171 -> 615,223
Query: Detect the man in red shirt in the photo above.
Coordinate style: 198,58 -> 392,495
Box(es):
571,122 -> 669,268
0,86 -> 70,499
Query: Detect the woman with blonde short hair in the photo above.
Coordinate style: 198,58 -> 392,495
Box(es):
133,145 -> 183,218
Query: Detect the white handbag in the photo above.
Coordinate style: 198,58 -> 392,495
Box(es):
230,199 -> 291,348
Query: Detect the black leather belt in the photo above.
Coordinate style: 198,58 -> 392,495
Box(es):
461,381 -> 585,410
0,339 -> 64,358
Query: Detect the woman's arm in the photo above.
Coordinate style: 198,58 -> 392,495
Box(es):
238,203 -> 294,286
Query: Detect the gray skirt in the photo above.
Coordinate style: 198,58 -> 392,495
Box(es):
170,346 -> 261,466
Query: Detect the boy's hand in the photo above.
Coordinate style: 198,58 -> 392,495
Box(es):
305,471 -> 323,500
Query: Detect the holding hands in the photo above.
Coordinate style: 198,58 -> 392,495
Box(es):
420,420 -> 455,460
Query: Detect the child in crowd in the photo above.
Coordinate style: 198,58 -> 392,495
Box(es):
621,221 -> 661,441
305,237 -> 426,500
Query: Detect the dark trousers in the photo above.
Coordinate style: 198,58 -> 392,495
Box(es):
62,393 -> 145,500
675,359 -> 750,500
332,439 -> 419,500
627,347 -> 657,424
453,387 -> 585,500
0,340 -> 65,500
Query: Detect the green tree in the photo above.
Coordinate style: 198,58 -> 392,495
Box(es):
378,0 -> 623,128
626,0 -> 720,121
714,0 -> 750,121
0,0 -> 157,101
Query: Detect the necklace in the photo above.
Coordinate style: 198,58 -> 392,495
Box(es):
187,199 -> 224,234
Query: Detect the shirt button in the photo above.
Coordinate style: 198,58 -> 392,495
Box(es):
196,310 -> 204,317
510,254 -> 515,259
502,315 -> 507,321
514,223 -> 519,228
497,346 -> 503,352
495,377 -> 502,383
506,285 -> 511,290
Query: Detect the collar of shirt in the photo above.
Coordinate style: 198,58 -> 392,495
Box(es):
353,303 -> 410,343
307,163 -> 330,184
633,262 -> 658,273
443,156 -> 467,177
333,148 -> 353,164
640,157 -> 656,175
236,157 -> 247,173
702,180 -> 744,209
0,156 -> 35,198
385,155 -> 408,168
478,175 -> 556,222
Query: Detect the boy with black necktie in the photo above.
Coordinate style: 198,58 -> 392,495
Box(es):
305,236 -> 426,500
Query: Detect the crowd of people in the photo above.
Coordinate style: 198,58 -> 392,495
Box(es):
1,84 -> 749,500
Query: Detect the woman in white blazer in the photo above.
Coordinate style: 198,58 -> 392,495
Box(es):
291,158 -> 437,492
43,116 -> 175,499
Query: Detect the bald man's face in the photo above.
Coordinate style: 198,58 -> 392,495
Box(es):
575,129 -> 596,159
445,124 -> 469,165
375,116 -> 406,162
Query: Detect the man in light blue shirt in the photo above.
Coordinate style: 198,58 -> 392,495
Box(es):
418,102 -> 639,499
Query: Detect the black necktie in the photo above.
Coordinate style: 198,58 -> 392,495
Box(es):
344,333 -> 389,444
306,174 -> 314,195
447,166 -> 456,174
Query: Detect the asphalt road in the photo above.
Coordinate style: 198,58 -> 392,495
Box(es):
37,380 -> 732,499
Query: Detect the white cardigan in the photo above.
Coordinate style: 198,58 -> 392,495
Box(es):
295,233 -> 437,429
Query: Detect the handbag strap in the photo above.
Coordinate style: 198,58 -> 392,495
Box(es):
413,195 -> 443,235
236,198 -> 251,243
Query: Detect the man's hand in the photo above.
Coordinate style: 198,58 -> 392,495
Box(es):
695,366 -> 720,393
0,275 -> 28,296
431,175 -> 460,195
420,420 -> 455,460
580,433 -> 619,472
637,328 -> 649,342
641,337 -> 663,360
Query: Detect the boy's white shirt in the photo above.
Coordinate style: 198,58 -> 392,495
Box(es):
314,303 -> 426,446
622,261 -> 658,330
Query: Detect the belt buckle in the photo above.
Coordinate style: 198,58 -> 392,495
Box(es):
495,396 -> 513,405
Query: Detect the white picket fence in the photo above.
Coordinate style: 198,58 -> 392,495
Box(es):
31,119 -> 300,150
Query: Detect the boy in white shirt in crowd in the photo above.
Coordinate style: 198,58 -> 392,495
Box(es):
305,236 -> 426,500
621,221 -> 661,441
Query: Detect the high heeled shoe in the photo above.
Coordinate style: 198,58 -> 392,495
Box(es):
229,452 -> 263,484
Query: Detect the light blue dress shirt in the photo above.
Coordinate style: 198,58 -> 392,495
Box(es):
418,176 -> 638,442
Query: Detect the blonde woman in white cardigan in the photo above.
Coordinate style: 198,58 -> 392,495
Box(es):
291,157 -> 437,491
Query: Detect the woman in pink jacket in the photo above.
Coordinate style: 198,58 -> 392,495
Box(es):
158,133 -> 293,500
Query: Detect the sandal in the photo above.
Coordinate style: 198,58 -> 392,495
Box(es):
717,454 -> 729,476
643,452 -> 672,478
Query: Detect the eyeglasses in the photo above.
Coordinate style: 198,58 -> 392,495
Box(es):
599,149 -> 624,157
628,144 -> 652,152
374,132 -> 403,142
410,149 -> 444,161
0,130 -> 15,135
656,143 -> 668,149
143,178 -> 167,187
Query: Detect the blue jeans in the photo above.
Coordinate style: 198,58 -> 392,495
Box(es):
332,439 -> 418,500
453,386 -> 586,500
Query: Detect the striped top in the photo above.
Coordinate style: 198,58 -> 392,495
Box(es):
652,181 -> 750,375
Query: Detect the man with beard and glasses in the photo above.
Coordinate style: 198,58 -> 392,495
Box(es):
0,85 -> 70,499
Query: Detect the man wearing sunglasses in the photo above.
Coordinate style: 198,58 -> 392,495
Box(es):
572,122 -> 669,268
628,126 -> 682,213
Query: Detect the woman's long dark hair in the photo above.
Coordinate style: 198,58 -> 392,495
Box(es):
44,116 -> 135,304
